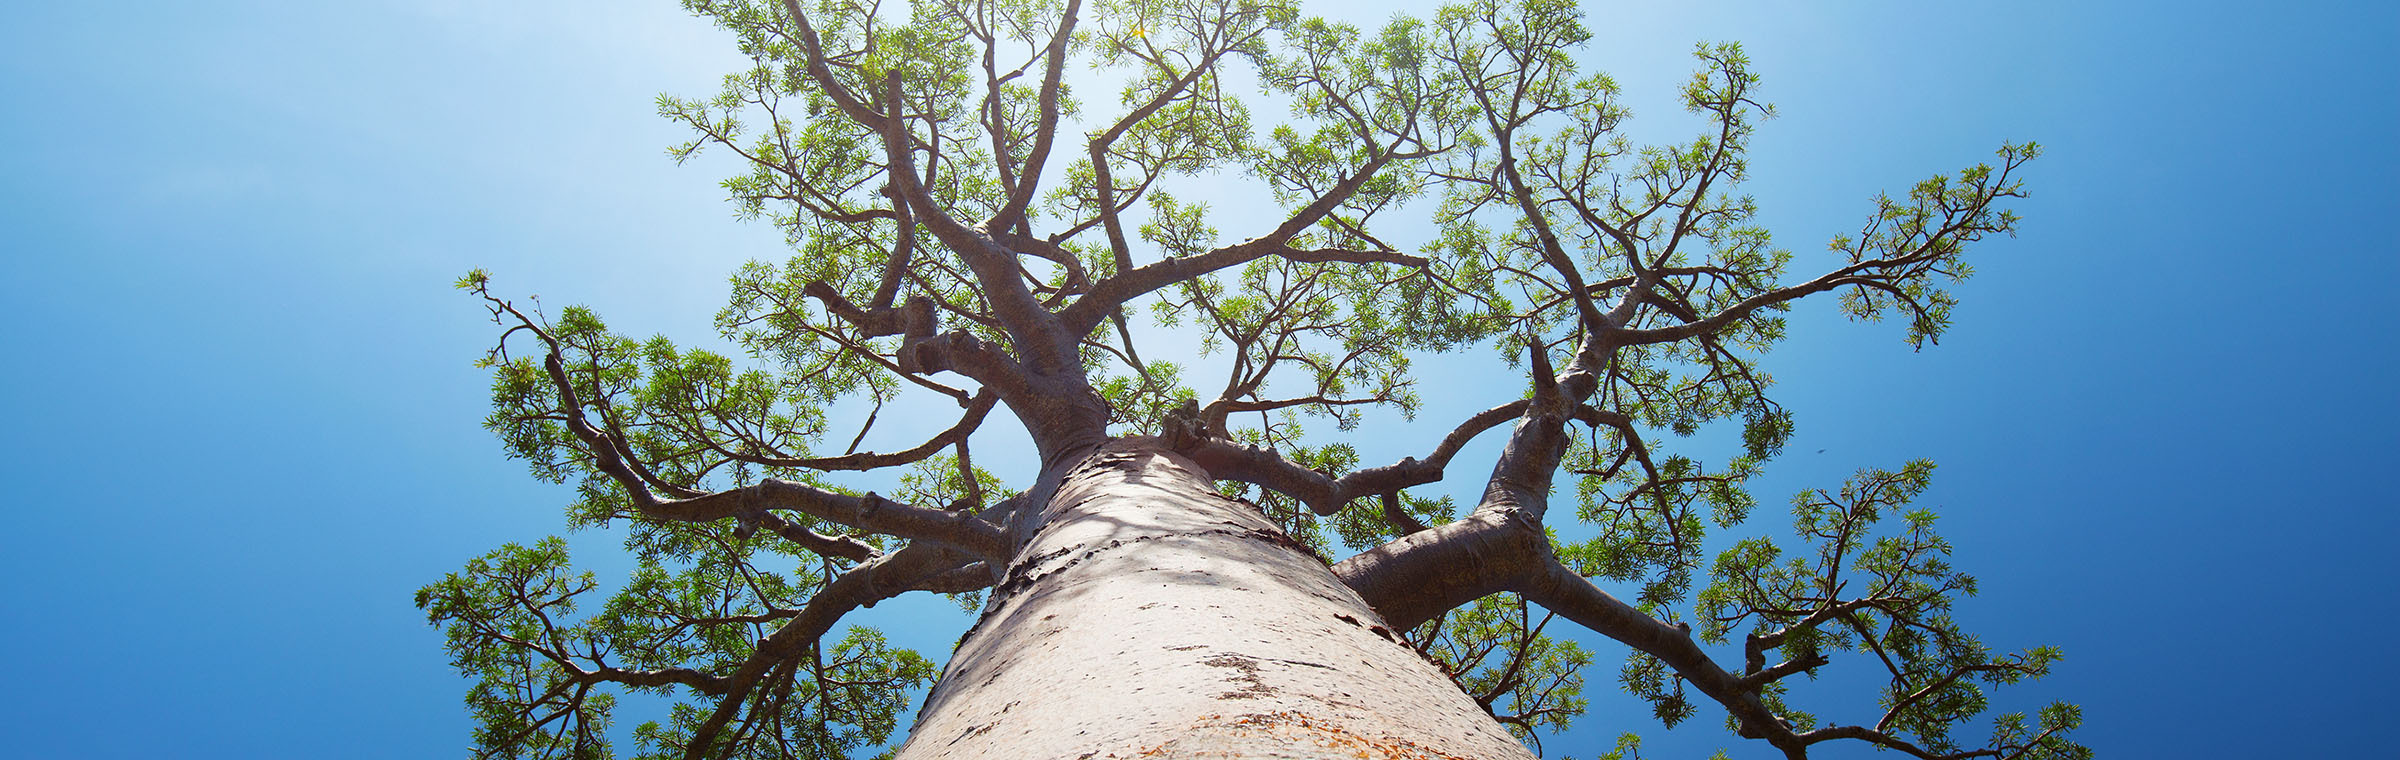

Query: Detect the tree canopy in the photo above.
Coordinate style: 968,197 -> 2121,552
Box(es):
419,0 -> 2083,757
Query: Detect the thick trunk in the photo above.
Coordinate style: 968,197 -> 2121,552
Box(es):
897,438 -> 1533,760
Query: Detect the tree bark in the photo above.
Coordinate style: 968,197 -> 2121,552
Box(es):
897,438 -> 1533,760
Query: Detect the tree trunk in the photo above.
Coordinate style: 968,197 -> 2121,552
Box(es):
896,438 -> 1534,760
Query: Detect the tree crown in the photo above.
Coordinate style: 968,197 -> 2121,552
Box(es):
422,0 -> 2080,757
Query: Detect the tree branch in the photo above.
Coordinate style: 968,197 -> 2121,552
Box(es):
738,392 -> 999,473
486,291 -> 1009,560
1059,146 -> 1431,336
1612,148 -> 2034,347
803,282 -> 935,339
1516,559 -> 1808,758
1332,510 -> 1549,632
987,0 -> 1080,230
652,481 -> 1007,561
1173,396 -> 1532,516
681,541 -> 983,759
573,664 -> 731,695
774,0 -> 1079,377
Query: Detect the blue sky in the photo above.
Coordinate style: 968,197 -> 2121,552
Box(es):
2,1 -> 2393,757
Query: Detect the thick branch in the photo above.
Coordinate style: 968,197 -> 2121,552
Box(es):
1332,511 -> 1549,632
1469,341 -> 1576,522
895,331 -> 1034,397
803,283 -> 935,339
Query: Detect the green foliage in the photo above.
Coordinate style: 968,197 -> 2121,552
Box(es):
1832,142 -> 2041,349
894,454 -> 1011,513
417,538 -> 616,759
1562,446 -> 1766,611
1093,358 -> 1191,435
1410,594 -> 1593,756
1687,462 -> 2086,757
419,532 -> 934,760
632,628 -> 935,760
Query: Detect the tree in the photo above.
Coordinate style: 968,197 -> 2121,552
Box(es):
418,0 -> 2085,758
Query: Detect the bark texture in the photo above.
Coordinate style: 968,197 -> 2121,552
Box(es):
898,438 -> 1533,760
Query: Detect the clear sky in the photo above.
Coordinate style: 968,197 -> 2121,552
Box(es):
2,1 -> 2393,757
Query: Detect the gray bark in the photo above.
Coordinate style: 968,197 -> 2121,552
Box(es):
897,438 -> 1534,760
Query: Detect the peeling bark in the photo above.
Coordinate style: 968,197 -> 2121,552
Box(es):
899,438 -> 1533,760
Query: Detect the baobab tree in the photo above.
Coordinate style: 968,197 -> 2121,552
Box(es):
418,0 -> 2085,757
